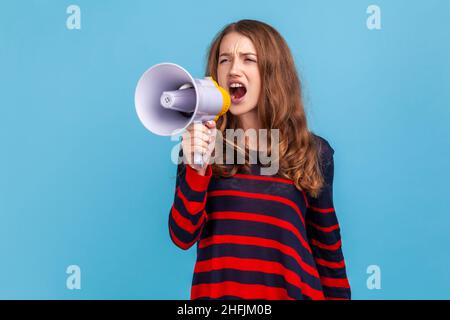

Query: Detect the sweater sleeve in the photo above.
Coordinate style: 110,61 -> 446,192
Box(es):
305,138 -> 351,300
168,148 -> 212,250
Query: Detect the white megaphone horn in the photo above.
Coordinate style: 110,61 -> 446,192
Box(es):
134,63 -> 231,166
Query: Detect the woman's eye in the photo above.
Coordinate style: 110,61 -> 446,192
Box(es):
245,58 -> 256,62
219,59 -> 228,64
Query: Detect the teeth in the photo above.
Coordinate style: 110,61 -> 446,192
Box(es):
229,83 -> 244,88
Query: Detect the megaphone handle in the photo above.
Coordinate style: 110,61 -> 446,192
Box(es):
193,120 -> 205,167
193,151 -> 204,166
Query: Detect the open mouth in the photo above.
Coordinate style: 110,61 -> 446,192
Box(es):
229,83 -> 247,104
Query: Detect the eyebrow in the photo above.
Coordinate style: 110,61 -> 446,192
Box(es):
219,52 -> 257,57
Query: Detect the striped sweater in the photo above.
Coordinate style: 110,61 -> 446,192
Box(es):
168,135 -> 351,300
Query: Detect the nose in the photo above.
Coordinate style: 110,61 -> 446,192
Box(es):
229,58 -> 242,77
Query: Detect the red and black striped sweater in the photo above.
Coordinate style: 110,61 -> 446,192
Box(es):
168,135 -> 351,300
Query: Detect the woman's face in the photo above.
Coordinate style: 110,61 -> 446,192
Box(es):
217,32 -> 261,116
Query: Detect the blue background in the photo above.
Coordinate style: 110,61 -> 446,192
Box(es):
1,0 -> 449,299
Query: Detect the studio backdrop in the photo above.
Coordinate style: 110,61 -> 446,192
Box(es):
0,0 -> 449,299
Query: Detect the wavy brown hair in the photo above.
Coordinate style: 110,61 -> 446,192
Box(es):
205,19 -> 325,198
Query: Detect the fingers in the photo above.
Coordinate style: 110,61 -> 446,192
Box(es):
183,144 -> 208,155
204,120 -> 216,129
183,121 -> 216,141
182,131 -> 211,144
181,120 -> 217,168
187,122 -> 211,135
192,137 -> 209,149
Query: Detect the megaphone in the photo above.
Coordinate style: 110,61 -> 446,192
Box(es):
134,63 -> 230,166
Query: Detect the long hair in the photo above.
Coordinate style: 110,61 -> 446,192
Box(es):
205,19 -> 325,198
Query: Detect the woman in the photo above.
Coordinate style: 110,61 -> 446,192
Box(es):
168,19 -> 351,300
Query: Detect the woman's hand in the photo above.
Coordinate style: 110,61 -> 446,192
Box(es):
181,120 -> 217,176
